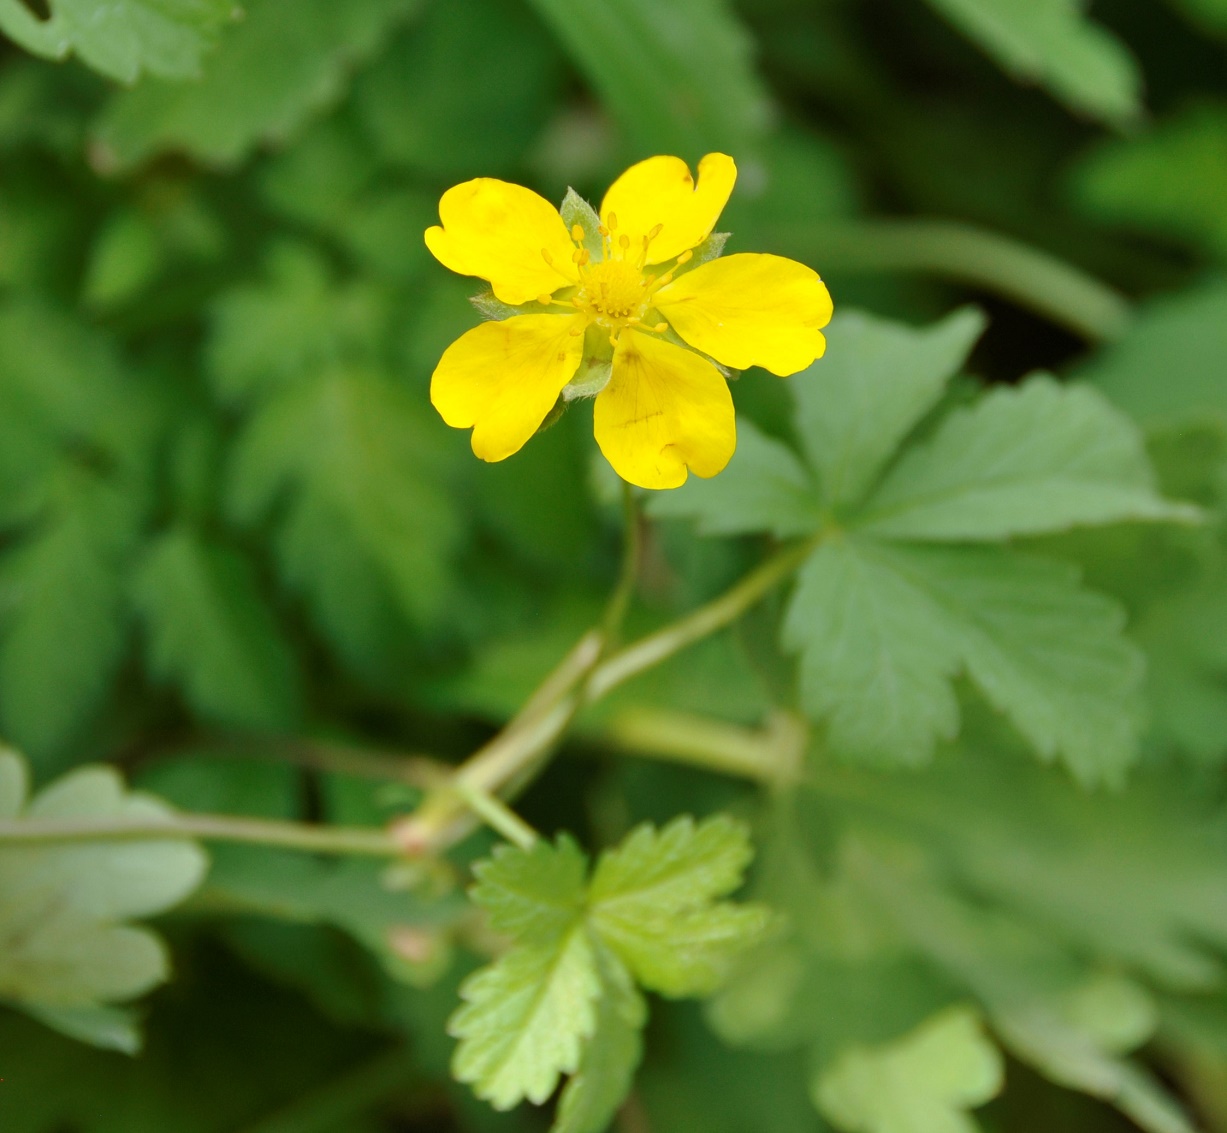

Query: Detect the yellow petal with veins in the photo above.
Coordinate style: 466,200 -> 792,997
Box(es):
594,329 -> 735,490
600,154 -> 736,266
425,178 -> 578,306
655,253 -> 833,377
431,314 -> 584,462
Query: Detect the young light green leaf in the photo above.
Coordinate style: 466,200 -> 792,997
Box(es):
646,418 -> 820,537
920,0 -> 1142,126
131,526 -> 302,731
470,835 -> 589,940
0,0 -> 235,84
857,376 -> 1198,541
588,815 -> 770,996
792,308 -> 986,511
92,0 -> 420,169
450,925 -> 602,1110
552,947 -> 646,1133
524,0 -> 771,157
1071,104 -> 1227,260
785,538 -> 1144,782
813,1006 -> 1003,1133
0,749 -> 207,1049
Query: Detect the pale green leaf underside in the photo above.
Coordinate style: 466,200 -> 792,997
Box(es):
792,307 -> 986,511
813,1006 -> 1003,1133
0,0 -> 234,84
921,0 -> 1142,126
0,751 -> 207,1048
784,538 -> 1143,783
857,377 -> 1198,541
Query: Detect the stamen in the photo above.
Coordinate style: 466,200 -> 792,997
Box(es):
597,224 -> 609,237
571,224 -> 585,243
572,248 -> 585,264
537,293 -> 554,306
618,234 -> 630,254
541,248 -> 554,265
646,223 -> 663,244
606,212 -> 618,231
675,249 -> 693,265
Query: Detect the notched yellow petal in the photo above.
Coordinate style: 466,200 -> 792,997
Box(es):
600,153 -> 737,265
594,330 -> 735,490
655,253 -> 833,376
431,314 -> 584,462
425,178 -> 577,307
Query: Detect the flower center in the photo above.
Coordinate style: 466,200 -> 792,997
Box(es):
578,259 -> 648,323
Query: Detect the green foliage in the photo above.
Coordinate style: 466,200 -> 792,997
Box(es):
0,0 -> 235,83
919,0 -> 1142,126
655,309 -> 1191,781
452,819 -> 768,1129
0,748 -> 207,1052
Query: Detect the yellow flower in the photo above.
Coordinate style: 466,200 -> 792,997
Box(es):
424,153 -> 833,490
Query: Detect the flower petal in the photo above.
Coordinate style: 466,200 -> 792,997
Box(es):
432,314 -> 584,462
594,329 -> 735,490
425,178 -> 577,306
655,253 -> 833,376
600,154 -> 736,266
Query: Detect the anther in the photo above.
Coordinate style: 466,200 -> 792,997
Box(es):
646,223 -> 663,242
652,321 -> 668,332
572,248 -> 585,264
541,249 -> 555,265
537,293 -> 554,306
597,224 -> 609,237
618,234 -> 630,251
571,224 -> 585,243
676,250 -> 693,265
606,212 -> 618,231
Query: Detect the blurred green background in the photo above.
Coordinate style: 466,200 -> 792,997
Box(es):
2,0 -> 1227,1130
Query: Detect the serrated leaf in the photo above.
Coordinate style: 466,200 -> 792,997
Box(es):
0,0 -> 234,84
857,376 -> 1197,541
552,948 -> 646,1133
589,816 -> 770,996
813,1006 -> 1003,1133
646,418 -> 820,537
92,0 -> 420,169
1071,103 -> 1227,260
784,538 -> 1144,782
524,0 -> 771,157
0,749 -> 207,1048
470,835 -> 588,941
920,0 -> 1142,126
450,925 -> 602,1110
131,526 -> 302,731
227,367 -> 458,633
792,308 -> 986,512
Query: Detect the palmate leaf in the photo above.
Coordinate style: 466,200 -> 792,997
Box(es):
0,749 -> 207,1052
131,526 -> 302,731
0,0 -> 235,83
656,309 -> 1191,778
812,1006 -> 1003,1133
93,0 -> 421,168
919,0 -> 1142,127
451,819 -> 766,1130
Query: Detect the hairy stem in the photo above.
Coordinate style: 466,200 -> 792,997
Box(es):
769,218 -> 1132,343
0,812 -> 402,856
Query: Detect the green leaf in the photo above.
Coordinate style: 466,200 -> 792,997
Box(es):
646,418 -> 820,537
856,376 -> 1198,541
784,539 -> 1144,782
588,815 -> 771,997
1070,104 -> 1227,260
92,0 -> 420,169
0,0 -> 234,83
471,835 -> 589,940
812,1006 -> 1003,1133
227,367 -> 459,633
1077,281 -> 1227,427
792,308 -> 986,512
131,526 -> 302,731
0,749 -> 207,1049
552,950 -> 646,1133
1167,0 -> 1227,37
919,0 -> 1142,126
353,0 -> 564,179
523,0 -> 771,157
0,470 -> 141,765
450,925 -> 602,1110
